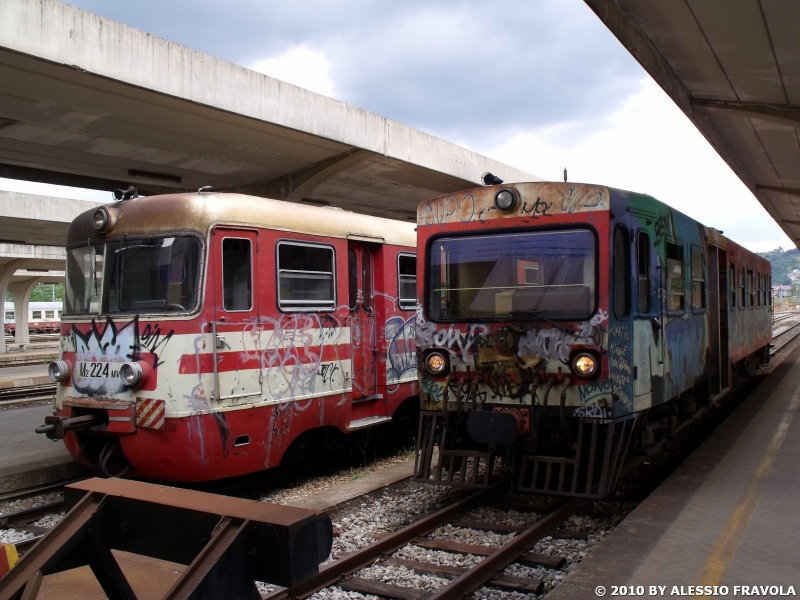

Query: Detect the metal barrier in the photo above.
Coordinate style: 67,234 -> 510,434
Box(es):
0,478 -> 332,600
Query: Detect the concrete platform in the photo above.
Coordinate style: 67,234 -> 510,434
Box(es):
0,404 -> 86,497
0,349 -> 58,368
549,346 -> 800,599
0,364 -> 50,390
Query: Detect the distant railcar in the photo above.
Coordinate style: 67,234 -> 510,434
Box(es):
4,301 -> 63,335
413,182 -> 771,498
39,192 -> 418,481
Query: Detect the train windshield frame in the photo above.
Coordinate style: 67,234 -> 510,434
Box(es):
426,228 -> 597,322
64,236 -> 202,316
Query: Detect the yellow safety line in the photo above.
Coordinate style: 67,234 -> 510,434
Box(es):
692,391 -> 800,595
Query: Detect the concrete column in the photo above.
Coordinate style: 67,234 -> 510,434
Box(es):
9,277 -> 45,350
0,259 -> 28,354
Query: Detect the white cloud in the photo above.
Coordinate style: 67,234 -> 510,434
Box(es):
484,77 -> 792,253
0,178 -> 109,202
251,44 -> 335,97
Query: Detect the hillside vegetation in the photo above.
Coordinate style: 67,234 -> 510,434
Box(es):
758,247 -> 800,285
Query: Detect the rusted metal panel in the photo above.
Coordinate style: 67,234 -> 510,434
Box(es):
0,478 -> 332,600
67,193 -> 416,249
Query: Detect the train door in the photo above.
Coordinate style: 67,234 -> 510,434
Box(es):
610,222 -> 635,412
633,228 -> 664,403
348,241 -> 379,400
210,228 -> 262,402
706,244 -> 730,396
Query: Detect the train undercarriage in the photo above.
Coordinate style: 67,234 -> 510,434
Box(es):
413,349 -> 769,498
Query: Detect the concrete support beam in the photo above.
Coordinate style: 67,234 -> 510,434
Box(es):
0,258 -> 27,353
9,276 -> 44,348
693,99 -> 800,129
757,185 -> 800,198
224,149 -> 373,203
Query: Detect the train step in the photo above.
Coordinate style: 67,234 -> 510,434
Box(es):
345,415 -> 392,432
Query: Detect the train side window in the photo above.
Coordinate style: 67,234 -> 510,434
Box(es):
756,273 -> 761,308
636,232 -> 650,314
766,274 -> 772,306
739,266 -> 746,308
222,238 -> 252,311
747,269 -> 754,308
729,264 -> 736,308
277,241 -> 335,311
691,249 -> 705,310
348,250 -> 358,311
31,310 -> 42,319
45,310 -> 55,319
398,253 -> 417,310
4,311 -> 13,321
666,242 -> 684,312
613,225 -> 631,318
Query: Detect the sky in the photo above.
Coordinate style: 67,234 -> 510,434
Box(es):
0,0 -> 792,252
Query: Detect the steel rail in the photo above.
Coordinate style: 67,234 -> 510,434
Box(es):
0,500 -> 64,530
427,497 -> 584,599
770,322 -> 800,356
263,481 -> 509,600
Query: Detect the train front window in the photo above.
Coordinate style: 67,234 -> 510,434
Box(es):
428,229 -> 596,321
64,237 -> 201,315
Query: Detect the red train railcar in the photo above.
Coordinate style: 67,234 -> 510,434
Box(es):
39,192 -> 418,481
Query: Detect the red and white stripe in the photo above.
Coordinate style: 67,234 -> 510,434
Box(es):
136,398 -> 166,430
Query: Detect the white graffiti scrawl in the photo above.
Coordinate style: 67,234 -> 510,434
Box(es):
63,316 -> 173,396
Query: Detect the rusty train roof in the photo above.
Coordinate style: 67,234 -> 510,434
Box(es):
68,192 -> 416,247
416,182 -> 770,263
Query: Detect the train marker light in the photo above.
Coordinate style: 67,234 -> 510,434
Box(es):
571,352 -> 599,378
92,206 -> 119,234
48,360 -> 71,383
494,188 -> 518,211
120,362 -> 148,388
425,351 -> 448,375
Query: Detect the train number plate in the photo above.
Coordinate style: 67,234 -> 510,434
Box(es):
76,362 -> 121,379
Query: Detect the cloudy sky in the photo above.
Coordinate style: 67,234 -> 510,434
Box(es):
1,0 -> 792,252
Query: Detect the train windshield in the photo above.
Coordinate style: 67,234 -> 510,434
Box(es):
427,229 -> 596,321
65,237 -> 201,315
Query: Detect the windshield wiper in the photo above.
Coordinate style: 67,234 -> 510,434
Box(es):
87,240 -> 96,313
480,310 -> 574,333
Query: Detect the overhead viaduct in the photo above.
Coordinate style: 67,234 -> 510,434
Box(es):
0,0 -> 537,352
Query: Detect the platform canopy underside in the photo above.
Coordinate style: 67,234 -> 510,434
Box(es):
0,0 -> 536,223
585,0 -> 800,249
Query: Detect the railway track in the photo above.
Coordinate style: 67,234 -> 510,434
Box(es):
0,383 -> 55,405
0,499 -> 65,555
263,484 -> 586,600
770,321 -> 800,356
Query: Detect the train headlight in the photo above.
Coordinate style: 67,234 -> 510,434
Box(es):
120,362 -> 145,387
48,360 -> 71,383
425,351 -> 449,375
494,188 -> 518,212
92,206 -> 119,234
571,352 -> 600,378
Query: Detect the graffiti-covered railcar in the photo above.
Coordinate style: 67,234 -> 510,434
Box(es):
39,192 -> 418,481
413,181 -> 771,498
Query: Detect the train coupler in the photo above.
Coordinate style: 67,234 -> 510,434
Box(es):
35,414 -> 107,440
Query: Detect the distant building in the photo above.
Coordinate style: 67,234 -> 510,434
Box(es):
773,285 -> 792,298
